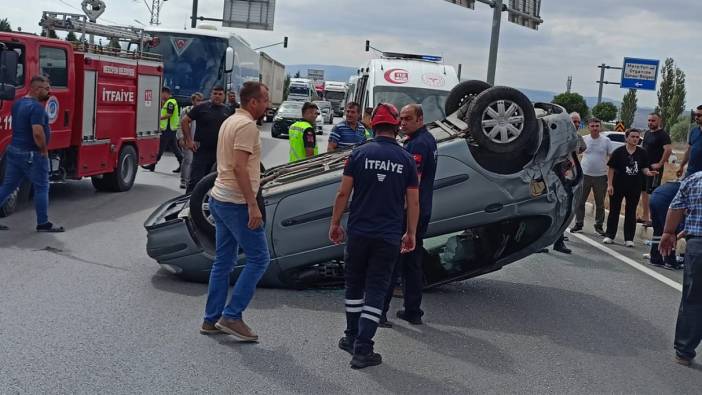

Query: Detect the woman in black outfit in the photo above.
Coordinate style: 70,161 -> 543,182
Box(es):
604,128 -> 658,246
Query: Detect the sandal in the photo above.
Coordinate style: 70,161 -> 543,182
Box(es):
36,222 -> 65,233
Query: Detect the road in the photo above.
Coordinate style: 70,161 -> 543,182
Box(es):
1,120 -> 701,393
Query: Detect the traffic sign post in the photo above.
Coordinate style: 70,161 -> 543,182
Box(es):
620,57 -> 660,91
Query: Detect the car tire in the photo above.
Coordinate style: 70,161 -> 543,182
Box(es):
466,86 -> 538,154
444,80 -> 492,116
189,163 -> 267,242
94,145 -> 138,192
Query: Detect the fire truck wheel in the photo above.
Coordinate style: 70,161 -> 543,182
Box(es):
108,145 -> 138,192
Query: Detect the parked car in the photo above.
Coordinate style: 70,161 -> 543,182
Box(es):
602,131 -> 626,150
315,100 -> 334,124
145,81 -> 582,288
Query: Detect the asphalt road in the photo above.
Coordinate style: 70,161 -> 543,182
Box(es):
1,121 -> 701,394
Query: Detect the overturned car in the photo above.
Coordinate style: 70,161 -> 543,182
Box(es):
144,82 -> 582,288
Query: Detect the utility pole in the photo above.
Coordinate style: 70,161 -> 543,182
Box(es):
596,63 -> 622,105
566,76 -> 572,93
143,0 -> 167,26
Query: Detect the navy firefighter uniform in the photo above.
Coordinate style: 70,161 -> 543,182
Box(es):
382,125 -> 438,323
330,103 -> 419,369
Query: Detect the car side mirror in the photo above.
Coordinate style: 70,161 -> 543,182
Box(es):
0,48 -> 18,100
224,47 -> 234,73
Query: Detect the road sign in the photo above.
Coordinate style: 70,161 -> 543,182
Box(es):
222,0 -> 276,31
307,69 -> 324,82
615,122 -> 626,132
620,57 -> 659,91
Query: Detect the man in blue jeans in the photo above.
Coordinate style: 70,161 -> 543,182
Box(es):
200,81 -> 270,342
0,75 -> 63,232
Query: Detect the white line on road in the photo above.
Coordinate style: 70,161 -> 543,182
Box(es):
570,232 -> 682,292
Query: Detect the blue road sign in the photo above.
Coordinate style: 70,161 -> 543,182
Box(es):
620,57 -> 660,90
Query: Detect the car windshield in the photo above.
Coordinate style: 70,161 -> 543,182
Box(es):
373,86 -> 449,123
289,85 -> 309,95
278,102 -> 303,116
144,33 -> 227,103
606,133 -> 625,143
324,91 -> 345,100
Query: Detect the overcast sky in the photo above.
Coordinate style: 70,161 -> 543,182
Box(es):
7,0 -> 701,108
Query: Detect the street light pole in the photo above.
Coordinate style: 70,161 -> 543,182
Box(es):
486,0 -> 503,85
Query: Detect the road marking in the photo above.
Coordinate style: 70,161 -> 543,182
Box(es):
570,232 -> 682,292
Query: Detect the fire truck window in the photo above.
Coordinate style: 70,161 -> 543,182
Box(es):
39,47 -> 68,88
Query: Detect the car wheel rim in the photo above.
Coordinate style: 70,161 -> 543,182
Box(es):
480,100 -> 525,144
120,153 -> 135,183
202,190 -> 215,227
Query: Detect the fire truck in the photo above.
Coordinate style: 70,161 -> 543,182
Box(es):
0,12 -> 162,217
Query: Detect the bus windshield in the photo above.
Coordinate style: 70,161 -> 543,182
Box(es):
373,86 -> 449,123
145,32 -> 227,103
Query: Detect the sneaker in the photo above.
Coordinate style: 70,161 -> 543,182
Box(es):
553,242 -> 572,254
602,237 -> 614,244
664,263 -> 684,271
569,224 -> 583,233
625,241 -> 635,247
36,222 -> 65,233
338,336 -> 354,355
594,225 -> 606,236
142,164 -> 156,172
350,351 -> 382,369
215,317 -> 258,342
397,310 -> 423,325
199,320 -> 222,335
378,316 -> 393,328
674,354 -> 692,366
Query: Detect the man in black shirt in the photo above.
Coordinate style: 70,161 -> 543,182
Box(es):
181,86 -> 232,193
227,91 -> 240,114
604,129 -> 658,246
640,113 -> 672,226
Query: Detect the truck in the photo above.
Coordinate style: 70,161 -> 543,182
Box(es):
259,51 -> 285,122
323,81 -> 347,116
347,52 -> 460,123
143,25 -> 256,107
287,78 -> 319,102
0,11 -> 162,217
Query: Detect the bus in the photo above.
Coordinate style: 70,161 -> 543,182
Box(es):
143,26 -> 259,105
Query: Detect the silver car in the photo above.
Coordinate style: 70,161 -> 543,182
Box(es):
144,82 -> 581,288
314,100 -> 335,124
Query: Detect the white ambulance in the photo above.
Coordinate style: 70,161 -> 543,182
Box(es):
349,52 -> 460,123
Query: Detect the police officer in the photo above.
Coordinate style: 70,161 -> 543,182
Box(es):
288,102 -> 318,163
329,103 -> 420,369
144,87 -> 182,172
380,104 -> 437,327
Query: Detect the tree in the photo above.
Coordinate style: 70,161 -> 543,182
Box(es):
670,114 -> 694,143
591,102 -> 617,122
620,89 -> 638,128
66,31 -> 79,42
283,74 -> 291,101
0,18 -> 11,32
552,92 -> 589,119
656,58 -> 687,129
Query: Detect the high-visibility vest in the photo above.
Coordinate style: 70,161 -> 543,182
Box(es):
289,121 -> 318,162
364,128 -> 373,139
160,98 -> 180,131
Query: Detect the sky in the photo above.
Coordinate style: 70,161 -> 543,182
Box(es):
5,0 -> 701,108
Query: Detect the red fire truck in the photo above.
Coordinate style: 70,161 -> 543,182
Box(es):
0,12 -> 162,216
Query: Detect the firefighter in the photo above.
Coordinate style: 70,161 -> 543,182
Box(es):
380,104 -> 437,327
329,103 -> 420,369
144,87 -> 183,172
288,102 -> 319,163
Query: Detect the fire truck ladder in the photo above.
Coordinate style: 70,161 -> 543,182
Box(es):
41,11 -> 152,44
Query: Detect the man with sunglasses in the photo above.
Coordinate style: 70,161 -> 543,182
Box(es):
329,103 -> 419,369
677,105 -> 702,179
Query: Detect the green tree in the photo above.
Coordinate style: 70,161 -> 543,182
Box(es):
670,113 -> 694,143
283,74 -> 291,101
620,89 -> 638,128
552,92 -> 589,120
0,18 -> 11,32
656,58 -> 687,129
66,31 -> 79,42
591,102 -> 617,122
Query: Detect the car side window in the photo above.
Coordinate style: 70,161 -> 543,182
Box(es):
39,46 -> 68,88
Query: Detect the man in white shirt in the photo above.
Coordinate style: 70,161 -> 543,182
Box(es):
571,117 -> 614,235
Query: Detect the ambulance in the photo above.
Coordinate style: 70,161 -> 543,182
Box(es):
348,52 -> 459,123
